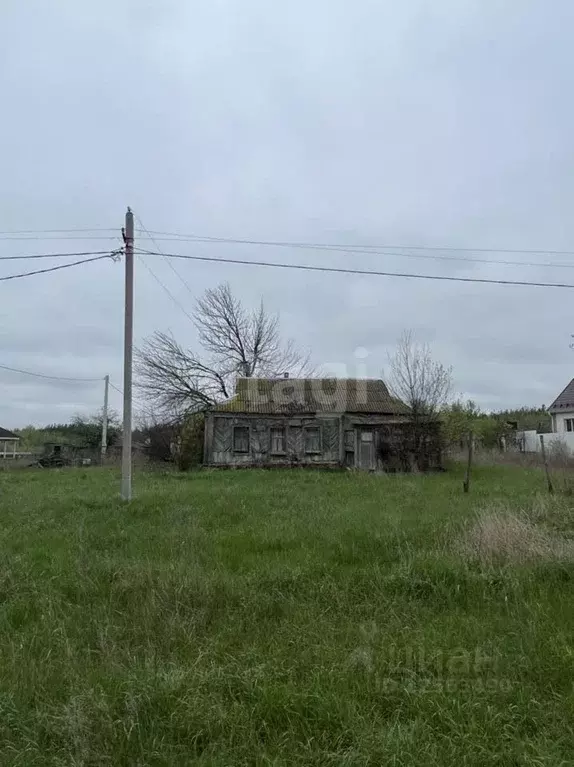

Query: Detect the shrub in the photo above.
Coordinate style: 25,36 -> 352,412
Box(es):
177,413 -> 205,471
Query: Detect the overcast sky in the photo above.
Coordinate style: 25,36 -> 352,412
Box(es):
1,0 -> 574,428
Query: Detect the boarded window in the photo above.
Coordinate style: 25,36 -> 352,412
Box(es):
344,430 -> 355,450
233,426 -> 249,453
304,426 -> 321,453
270,427 -> 286,454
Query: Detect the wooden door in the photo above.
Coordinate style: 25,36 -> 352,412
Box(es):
358,430 -> 374,470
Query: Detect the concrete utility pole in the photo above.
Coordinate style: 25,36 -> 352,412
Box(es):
121,207 -> 134,500
101,374 -> 109,462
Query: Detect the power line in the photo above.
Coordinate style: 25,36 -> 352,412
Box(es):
0,235 -> 119,241
0,254 -> 115,282
3,225 -> 574,261
3,227 -> 573,268
146,236 -> 572,270
0,368 -> 156,420
138,255 -> 196,322
0,228 -> 117,235
135,214 -> 194,296
0,250 -> 116,261
109,381 -> 163,421
137,229 -> 574,259
0,363 -> 103,382
136,247 -> 574,290
163,235 -> 574,270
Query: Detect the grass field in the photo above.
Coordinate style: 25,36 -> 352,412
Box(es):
0,465 -> 573,765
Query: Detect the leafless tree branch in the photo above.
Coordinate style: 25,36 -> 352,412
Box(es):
136,283 -> 312,415
388,331 -> 453,421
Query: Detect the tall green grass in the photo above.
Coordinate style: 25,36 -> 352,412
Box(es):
0,465 -> 572,765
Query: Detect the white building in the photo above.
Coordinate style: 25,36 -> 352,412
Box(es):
549,377 -> 574,434
519,378 -> 574,455
518,378 -> 574,455
0,427 -> 19,459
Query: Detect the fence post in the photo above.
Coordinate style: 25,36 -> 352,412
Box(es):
463,430 -> 473,493
539,434 -> 554,494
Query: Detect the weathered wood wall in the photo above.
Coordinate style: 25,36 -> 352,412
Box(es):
206,414 -> 340,466
205,413 -> 442,471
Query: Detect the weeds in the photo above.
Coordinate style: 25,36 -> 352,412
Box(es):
0,466 -> 572,764
457,498 -> 574,566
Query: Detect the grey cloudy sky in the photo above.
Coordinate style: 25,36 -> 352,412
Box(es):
1,0 -> 574,428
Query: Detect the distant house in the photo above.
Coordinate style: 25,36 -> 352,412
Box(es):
548,378 -> 574,433
0,427 -> 19,459
203,376 -> 443,472
518,377 -> 574,454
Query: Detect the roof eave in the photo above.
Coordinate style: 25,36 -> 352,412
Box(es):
548,404 -> 574,413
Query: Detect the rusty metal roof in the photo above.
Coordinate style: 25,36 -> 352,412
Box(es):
549,378 -> 574,412
213,377 -> 410,415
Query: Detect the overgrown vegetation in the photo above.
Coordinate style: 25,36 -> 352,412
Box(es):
442,400 -> 551,449
15,410 -> 121,452
456,498 -> 574,565
0,466 -> 572,764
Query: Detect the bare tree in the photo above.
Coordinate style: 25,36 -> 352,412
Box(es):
136,332 -> 231,414
194,283 -> 306,378
388,331 -> 453,420
136,283 -> 310,415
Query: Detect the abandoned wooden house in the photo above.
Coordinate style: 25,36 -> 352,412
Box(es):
203,377 -> 442,471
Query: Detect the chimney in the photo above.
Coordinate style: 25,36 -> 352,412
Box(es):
283,372 -> 289,379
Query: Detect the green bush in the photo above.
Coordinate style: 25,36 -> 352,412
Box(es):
177,413 -> 205,470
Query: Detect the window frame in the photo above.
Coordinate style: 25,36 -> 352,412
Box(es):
304,426 -> 322,454
566,418 -> 574,433
232,425 -> 250,453
269,426 -> 287,455
344,429 -> 355,451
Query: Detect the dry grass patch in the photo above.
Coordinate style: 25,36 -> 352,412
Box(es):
457,498 -> 574,566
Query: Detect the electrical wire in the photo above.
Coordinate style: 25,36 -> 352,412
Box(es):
0,250 -> 117,261
2,225 -> 573,264
0,363 -> 103,382
135,213 -> 194,296
0,228 -> 117,235
0,254 -> 115,282
0,235 -> 119,241
137,236 -> 573,270
109,381 -> 164,421
0,368 -> 158,421
137,229 -> 574,259
135,247 -> 574,290
3,226 -> 573,267
134,234 -> 574,270
138,255 -> 195,322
